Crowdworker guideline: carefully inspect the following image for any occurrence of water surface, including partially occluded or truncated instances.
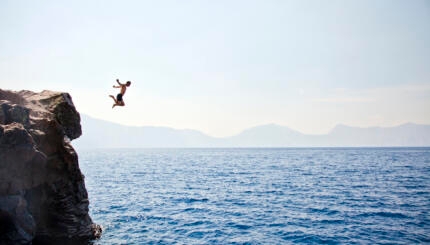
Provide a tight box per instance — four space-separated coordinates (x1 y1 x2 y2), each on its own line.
78 148 430 244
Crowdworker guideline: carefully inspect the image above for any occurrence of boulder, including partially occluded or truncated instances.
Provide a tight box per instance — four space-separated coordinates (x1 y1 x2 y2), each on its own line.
0 89 101 244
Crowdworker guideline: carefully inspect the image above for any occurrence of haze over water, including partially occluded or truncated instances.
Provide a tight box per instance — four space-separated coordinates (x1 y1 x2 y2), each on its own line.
80 148 430 244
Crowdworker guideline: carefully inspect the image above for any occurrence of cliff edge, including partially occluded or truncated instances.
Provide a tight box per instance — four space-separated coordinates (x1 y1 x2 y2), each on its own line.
0 89 101 244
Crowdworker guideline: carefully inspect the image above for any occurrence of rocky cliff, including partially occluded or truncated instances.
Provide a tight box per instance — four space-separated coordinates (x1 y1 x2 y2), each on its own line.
0 89 101 244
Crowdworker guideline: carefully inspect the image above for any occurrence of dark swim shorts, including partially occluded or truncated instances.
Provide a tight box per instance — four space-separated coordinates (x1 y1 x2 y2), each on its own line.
116 93 123 102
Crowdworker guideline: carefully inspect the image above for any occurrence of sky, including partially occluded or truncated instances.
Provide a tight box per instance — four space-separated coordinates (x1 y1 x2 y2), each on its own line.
1 0 429 137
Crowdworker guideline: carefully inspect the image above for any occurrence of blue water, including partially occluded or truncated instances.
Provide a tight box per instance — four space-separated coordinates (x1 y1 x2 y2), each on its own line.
78 148 430 244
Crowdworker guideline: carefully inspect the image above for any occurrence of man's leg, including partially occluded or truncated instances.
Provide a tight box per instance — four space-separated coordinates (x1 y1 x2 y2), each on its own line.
109 95 117 103
109 95 118 108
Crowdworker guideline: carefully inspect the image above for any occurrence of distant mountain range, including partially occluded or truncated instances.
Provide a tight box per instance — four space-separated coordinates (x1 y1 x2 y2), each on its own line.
72 114 430 148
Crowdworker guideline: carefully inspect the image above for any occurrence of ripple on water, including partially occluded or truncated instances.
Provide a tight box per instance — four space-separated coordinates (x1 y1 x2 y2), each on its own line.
79 148 430 244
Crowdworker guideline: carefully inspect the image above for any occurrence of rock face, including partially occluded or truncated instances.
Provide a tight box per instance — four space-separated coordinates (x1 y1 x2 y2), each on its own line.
0 89 101 244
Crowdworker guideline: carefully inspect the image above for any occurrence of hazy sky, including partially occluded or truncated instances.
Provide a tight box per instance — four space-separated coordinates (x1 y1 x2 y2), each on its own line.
1 0 429 137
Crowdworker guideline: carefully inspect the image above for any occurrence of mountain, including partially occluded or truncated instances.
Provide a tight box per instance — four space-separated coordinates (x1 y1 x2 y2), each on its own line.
73 114 220 148
224 124 307 147
72 115 430 148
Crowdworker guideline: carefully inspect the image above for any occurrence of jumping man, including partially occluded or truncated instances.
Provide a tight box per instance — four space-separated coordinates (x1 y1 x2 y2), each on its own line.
109 79 131 108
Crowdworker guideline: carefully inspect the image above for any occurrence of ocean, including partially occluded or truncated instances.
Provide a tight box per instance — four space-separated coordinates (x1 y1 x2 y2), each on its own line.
78 148 430 244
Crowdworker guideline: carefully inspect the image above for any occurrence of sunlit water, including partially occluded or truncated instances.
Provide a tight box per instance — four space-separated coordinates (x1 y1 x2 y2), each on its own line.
78 148 430 244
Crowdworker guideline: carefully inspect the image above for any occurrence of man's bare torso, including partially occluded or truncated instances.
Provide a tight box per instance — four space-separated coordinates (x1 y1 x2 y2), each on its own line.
120 85 127 95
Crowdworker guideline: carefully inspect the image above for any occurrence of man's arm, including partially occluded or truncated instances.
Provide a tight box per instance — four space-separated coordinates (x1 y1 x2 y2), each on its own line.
113 78 123 88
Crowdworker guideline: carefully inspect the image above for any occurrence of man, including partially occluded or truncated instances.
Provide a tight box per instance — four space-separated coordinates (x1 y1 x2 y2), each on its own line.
109 79 131 108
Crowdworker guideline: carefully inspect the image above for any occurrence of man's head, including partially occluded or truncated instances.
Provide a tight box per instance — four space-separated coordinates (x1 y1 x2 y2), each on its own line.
126 81 131 86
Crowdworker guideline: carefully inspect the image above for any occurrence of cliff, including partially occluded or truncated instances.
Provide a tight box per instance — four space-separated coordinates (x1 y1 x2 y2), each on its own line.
0 89 101 244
